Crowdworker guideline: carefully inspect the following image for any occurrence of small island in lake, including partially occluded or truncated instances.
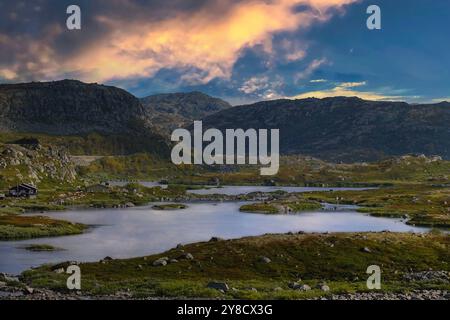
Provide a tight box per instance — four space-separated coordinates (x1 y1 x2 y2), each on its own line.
152 203 188 210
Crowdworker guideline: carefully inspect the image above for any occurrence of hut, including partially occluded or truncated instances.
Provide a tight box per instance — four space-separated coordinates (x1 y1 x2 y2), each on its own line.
9 184 38 197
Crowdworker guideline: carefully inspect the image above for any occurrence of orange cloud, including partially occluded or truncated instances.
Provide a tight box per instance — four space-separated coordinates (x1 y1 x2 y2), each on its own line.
2 0 358 83
292 82 406 101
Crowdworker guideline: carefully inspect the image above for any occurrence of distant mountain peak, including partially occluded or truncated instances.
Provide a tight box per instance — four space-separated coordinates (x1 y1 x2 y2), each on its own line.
140 91 232 135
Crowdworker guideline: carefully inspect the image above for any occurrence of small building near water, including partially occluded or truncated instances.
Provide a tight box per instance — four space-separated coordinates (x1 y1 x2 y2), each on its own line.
8 184 38 197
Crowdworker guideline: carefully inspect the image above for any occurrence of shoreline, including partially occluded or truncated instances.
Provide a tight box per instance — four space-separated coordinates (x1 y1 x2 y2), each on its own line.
1 231 448 300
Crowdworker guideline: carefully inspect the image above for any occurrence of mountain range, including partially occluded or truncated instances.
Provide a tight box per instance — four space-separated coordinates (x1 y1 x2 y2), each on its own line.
201 97 450 162
1 80 449 162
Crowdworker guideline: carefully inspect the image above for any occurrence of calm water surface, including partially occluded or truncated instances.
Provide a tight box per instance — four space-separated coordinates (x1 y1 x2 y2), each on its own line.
0 199 426 274
188 185 375 195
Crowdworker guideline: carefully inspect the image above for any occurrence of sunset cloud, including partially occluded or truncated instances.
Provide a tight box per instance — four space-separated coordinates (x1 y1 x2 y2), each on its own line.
0 0 358 84
292 81 406 101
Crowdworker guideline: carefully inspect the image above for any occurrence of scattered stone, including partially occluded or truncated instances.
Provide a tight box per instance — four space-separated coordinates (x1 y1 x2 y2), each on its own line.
53 268 65 274
298 284 311 291
361 247 372 253
125 202 135 208
169 259 179 264
316 283 330 292
403 271 449 283
207 281 229 292
288 281 307 290
23 286 34 295
258 256 271 264
178 253 194 260
329 290 449 300
209 237 224 242
152 258 169 267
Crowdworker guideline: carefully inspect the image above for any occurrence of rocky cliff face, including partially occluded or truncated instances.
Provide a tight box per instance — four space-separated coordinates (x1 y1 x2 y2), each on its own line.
200 97 450 162
141 91 231 136
0 80 146 134
0 80 170 156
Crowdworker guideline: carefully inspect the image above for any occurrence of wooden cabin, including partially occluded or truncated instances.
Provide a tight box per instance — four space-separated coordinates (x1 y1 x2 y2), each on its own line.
9 184 38 197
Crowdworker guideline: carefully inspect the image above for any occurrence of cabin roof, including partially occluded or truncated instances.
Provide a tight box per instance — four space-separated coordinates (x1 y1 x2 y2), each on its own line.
10 183 37 190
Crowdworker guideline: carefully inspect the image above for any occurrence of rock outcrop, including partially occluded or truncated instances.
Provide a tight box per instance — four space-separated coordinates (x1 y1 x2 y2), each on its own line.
0 142 77 188
0 80 169 156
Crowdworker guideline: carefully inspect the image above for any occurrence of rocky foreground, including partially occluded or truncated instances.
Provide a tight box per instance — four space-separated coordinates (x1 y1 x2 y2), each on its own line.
0 281 447 300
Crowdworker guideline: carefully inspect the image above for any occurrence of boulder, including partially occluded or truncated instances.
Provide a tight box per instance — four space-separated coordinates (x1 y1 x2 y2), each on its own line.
209 237 224 242
316 282 330 292
23 286 34 295
153 257 169 266
178 253 194 260
53 268 65 274
289 281 311 291
258 256 271 264
298 284 311 291
207 281 229 292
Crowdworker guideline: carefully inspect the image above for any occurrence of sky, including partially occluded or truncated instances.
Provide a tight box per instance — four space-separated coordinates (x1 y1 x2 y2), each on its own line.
0 0 449 104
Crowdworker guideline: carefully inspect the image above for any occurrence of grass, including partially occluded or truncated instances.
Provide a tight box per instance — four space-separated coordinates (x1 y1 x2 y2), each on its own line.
23 244 63 252
304 185 450 228
240 199 322 214
0 214 87 241
152 203 187 210
21 232 450 299
240 203 280 214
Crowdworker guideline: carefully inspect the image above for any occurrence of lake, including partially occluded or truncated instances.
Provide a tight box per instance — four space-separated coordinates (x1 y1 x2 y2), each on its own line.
0 199 426 275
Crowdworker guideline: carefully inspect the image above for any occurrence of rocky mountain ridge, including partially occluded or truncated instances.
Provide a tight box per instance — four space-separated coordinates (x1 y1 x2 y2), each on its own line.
0 80 169 156
200 97 450 162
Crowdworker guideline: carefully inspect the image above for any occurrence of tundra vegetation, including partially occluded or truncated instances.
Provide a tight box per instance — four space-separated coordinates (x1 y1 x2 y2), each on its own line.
1 136 449 299
21 232 449 299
